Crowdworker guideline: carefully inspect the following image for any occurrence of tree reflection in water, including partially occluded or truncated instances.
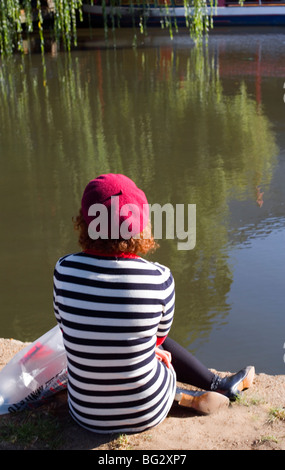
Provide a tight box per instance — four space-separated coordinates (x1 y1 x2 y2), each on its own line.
0 33 279 347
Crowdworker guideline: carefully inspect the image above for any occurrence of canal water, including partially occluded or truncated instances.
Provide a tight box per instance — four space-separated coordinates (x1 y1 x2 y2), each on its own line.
0 27 284 374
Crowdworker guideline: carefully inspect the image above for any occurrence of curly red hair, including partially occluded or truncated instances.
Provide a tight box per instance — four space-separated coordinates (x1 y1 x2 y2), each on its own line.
73 209 158 255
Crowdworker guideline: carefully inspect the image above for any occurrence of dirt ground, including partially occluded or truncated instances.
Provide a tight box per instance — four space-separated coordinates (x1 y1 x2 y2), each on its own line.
0 337 284 451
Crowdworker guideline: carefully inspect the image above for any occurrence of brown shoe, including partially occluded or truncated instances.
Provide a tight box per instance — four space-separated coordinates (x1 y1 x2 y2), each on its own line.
175 388 230 415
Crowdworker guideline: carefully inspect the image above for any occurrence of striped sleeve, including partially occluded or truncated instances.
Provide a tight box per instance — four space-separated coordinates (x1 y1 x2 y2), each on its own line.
53 255 69 328
154 263 175 340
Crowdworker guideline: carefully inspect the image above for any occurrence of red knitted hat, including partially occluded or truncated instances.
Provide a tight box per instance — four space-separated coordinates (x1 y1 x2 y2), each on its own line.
81 174 149 239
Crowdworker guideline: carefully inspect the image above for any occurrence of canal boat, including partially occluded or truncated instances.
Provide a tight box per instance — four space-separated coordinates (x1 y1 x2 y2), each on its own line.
82 0 285 27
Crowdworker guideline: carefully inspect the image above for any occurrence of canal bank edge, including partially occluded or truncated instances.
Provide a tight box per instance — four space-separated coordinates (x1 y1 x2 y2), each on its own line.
0 337 284 450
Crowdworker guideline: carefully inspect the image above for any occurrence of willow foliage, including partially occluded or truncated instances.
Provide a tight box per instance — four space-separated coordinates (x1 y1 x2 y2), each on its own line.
0 0 213 55
0 0 83 55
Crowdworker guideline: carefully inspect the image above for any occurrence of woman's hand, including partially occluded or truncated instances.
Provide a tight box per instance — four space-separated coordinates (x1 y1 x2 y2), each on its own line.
155 348 172 368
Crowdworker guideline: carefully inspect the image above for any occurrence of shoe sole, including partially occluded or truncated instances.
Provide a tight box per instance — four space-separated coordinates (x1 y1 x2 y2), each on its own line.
178 391 229 415
237 366 255 392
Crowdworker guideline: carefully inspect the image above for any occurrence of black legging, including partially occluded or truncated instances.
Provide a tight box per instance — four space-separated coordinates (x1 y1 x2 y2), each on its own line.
163 337 216 390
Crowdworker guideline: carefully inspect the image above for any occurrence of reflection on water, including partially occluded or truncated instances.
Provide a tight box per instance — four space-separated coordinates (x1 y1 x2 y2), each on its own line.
0 28 284 373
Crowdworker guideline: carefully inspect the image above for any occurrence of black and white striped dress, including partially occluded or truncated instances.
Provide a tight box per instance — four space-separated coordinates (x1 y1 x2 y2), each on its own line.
53 251 176 433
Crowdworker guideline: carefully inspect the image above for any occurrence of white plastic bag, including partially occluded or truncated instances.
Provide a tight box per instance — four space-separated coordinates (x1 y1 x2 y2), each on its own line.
0 325 67 415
